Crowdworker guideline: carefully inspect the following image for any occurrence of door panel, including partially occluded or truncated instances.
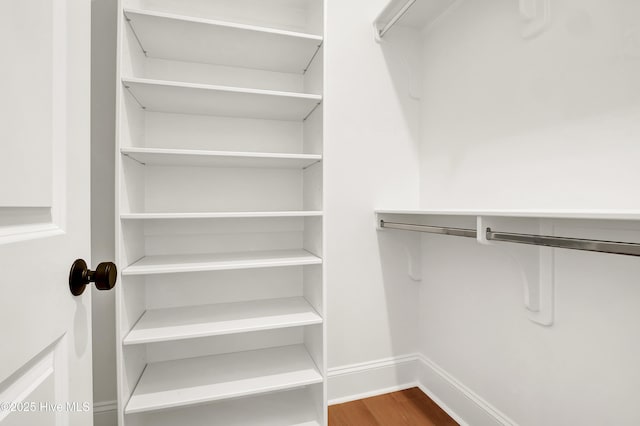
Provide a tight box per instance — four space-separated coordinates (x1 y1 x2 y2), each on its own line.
0 0 53 209
0 339 68 425
0 0 92 425
0 0 67 241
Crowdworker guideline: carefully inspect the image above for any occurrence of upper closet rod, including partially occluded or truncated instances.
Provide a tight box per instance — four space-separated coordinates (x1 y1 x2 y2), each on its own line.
379 220 640 257
378 0 417 38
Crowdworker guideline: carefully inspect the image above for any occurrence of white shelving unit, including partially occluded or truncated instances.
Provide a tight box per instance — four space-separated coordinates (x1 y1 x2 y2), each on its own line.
116 1 326 424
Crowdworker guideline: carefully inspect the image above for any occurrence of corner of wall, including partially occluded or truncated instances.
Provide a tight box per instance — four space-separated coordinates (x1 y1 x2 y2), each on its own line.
417 355 517 426
326 351 517 426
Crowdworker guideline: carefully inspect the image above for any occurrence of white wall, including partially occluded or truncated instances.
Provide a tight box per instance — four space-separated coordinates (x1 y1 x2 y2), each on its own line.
419 0 640 210
415 1 640 425
324 0 423 401
91 0 118 424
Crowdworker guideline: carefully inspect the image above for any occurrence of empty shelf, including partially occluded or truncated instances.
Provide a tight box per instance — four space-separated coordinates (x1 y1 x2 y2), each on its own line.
124 9 323 74
123 249 322 275
123 77 322 120
374 0 457 38
120 211 323 220
124 297 322 345
121 147 322 169
125 345 323 414
375 209 640 220
130 389 321 426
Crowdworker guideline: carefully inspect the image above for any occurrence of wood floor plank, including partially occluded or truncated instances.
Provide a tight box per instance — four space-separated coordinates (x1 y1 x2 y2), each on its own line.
329 400 380 426
397 395 457 426
363 393 416 425
392 388 458 426
329 388 458 426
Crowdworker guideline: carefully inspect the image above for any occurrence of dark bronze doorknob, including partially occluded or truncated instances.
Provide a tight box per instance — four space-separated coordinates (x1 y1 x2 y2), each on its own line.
69 259 117 296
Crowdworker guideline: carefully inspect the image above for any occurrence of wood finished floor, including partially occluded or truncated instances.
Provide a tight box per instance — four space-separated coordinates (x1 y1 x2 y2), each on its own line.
329 388 459 426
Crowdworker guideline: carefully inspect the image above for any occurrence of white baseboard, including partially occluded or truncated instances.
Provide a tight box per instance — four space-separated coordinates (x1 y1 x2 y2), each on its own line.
94 400 117 426
416 355 517 426
328 353 517 426
328 354 420 405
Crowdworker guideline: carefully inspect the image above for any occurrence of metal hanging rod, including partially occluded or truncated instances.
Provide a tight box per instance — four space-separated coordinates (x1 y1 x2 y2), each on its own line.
379 220 640 257
378 0 417 38
380 221 478 238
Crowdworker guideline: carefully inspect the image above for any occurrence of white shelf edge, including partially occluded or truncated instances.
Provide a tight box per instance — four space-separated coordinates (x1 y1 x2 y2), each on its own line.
124 345 324 414
122 249 323 276
120 147 322 161
373 0 460 40
120 211 323 220
123 8 324 42
375 209 640 221
373 0 416 40
123 297 323 345
122 77 323 101
129 389 322 426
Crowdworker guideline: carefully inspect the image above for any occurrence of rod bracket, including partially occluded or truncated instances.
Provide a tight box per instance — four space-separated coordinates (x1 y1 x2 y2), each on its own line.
377 218 422 281
478 216 555 326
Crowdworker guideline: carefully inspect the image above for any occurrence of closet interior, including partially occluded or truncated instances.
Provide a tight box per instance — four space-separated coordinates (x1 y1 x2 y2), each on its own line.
115 1 326 425
370 0 640 324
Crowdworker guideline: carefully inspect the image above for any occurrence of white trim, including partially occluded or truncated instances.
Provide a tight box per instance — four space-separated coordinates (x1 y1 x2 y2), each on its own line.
328 353 419 377
329 383 418 405
327 354 420 405
94 400 117 414
327 353 517 426
417 383 469 426
417 355 518 426
94 404 117 426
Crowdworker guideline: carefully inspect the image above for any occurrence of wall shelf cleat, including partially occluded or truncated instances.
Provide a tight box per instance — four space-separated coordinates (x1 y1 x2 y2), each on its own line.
519 0 551 39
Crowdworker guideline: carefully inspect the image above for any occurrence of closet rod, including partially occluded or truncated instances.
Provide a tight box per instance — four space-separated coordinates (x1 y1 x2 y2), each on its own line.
379 220 640 257
378 0 417 38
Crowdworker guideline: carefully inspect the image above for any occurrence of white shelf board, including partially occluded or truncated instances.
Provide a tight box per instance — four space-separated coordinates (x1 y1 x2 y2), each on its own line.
125 345 323 414
121 211 323 220
374 0 457 37
131 389 321 426
121 147 322 169
375 209 640 221
124 8 322 74
122 77 322 121
123 249 322 276
124 297 322 345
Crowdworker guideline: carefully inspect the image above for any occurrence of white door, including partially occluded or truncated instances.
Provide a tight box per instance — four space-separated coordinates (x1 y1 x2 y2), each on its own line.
0 1 95 425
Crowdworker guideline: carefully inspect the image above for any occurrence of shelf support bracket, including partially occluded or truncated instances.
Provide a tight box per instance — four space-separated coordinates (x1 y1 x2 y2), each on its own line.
123 12 149 57
404 232 422 282
519 0 551 39
377 218 422 281
478 216 555 326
